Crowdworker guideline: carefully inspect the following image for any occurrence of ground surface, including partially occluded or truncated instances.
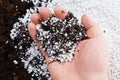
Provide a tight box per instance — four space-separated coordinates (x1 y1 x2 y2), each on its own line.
0 0 34 80
0 0 120 80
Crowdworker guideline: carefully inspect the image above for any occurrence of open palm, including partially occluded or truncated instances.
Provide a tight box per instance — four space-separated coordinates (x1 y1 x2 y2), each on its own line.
28 7 109 80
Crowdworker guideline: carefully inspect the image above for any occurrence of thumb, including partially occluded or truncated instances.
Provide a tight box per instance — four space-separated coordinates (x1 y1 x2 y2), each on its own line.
81 14 103 38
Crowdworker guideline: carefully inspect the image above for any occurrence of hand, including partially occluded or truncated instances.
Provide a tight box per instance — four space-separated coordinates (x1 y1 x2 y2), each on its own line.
28 7 109 80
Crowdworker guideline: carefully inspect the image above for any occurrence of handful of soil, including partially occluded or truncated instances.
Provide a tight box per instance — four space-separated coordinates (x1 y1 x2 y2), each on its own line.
36 12 88 62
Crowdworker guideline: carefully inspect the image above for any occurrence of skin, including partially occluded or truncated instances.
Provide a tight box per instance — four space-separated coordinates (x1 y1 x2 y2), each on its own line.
28 7 109 80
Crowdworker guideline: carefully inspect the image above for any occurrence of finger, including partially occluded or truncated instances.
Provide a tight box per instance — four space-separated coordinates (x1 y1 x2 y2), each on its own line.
29 7 53 61
35 39 56 66
54 6 68 19
81 14 103 38
39 7 52 21
28 22 37 40
31 13 42 25
35 40 49 60
28 22 49 60
38 7 53 60
30 7 52 41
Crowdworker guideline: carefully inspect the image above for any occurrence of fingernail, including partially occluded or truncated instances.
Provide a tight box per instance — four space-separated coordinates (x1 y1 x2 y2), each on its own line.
83 13 89 19
31 13 41 25
39 7 52 21
54 6 68 19
85 14 93 20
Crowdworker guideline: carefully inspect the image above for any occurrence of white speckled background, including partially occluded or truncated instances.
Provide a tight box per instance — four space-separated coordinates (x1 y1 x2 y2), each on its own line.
47 0 120 80
18 0 120 79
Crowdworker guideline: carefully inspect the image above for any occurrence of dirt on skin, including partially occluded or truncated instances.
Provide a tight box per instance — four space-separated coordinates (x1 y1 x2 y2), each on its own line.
0 0 35 80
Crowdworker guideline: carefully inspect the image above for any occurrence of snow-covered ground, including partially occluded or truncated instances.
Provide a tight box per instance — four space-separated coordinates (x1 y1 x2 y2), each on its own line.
13 0 120 80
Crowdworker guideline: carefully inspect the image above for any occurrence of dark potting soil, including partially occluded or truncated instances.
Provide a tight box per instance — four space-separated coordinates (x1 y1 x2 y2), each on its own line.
37 12 88 62
0 0 35 80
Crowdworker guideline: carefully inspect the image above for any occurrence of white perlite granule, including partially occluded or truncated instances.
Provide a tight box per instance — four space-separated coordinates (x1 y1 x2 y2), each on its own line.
10 0 120 80
13 60 18 64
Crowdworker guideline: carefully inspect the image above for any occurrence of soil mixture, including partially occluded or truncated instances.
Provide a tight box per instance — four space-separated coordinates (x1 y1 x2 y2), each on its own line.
0 0 36 80
0 0 87 79
37 12 87 62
